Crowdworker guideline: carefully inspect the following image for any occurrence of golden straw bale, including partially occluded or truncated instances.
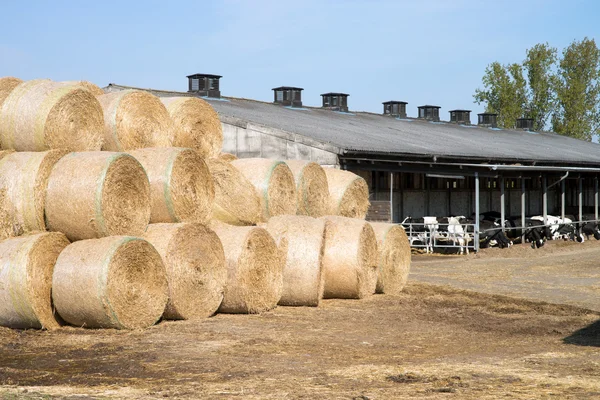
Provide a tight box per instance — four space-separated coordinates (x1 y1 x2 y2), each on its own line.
98 90 176 151
161 97 223 158
0 77 23 111
61 80 104 96
144 223 226 320
369 222 411 294
52 236 168 329
130 148 214 224
323 168 370 219
265 215 326 306
320 216 379 299
0 80 104 151
231 158 297 222
285 160 330 217
217 152 237 162
45 152 151 241
0 232 70 329
206 159 261 225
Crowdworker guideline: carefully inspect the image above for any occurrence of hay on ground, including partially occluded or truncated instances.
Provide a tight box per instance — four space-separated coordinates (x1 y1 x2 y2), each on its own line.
323 168 370 219
161 97 223 158
285 160 330 217
0 232 70 330
210 222 284 313
369 222 411 294
206 159 261 225
61 80 104 96
231 158 297 222
52 236 168 329
130 148 214 224
0 79 104 151
0 150 67 236
98 90 176 151
0 77 23 112
320 216 379 299
45 152 150 241
266 215 326 306
217 152 237 162
144 223 226 320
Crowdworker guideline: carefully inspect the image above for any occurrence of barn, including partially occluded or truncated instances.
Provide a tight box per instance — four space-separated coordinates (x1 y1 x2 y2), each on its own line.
106 74 600 249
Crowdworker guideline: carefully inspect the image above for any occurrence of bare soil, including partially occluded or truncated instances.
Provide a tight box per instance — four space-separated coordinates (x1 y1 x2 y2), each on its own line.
1 240 599 399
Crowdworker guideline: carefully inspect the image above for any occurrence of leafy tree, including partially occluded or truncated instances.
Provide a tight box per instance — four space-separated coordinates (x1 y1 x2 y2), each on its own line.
524 43 557 131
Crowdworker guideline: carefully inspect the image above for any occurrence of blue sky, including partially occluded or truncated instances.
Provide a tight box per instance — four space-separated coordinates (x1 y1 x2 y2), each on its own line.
1 0 599 120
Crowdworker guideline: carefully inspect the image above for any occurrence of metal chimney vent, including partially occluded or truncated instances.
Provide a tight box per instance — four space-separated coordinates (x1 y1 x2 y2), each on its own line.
383 101 408 118
273 86 303 107
449 109 471 124
187 73 222 98
321 93 349 112
516 118 534 131
478 113 498 128
417 105 441 122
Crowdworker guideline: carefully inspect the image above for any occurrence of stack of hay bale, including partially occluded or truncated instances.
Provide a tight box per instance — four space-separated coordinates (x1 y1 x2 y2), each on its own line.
0 76 411 331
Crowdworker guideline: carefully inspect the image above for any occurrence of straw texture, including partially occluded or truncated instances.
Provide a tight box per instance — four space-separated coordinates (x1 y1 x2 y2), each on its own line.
161 97 223 158
217 153 237 162
320 216 379 299
266 215 326 306
0 79 104 151
61 80 104 96
0 77 23 112
144 223 226 320
206 159 261 225
324 168 370 219
0 232 70 330
370 222 411 294
0 150 67 236
45 152 151 241
52 236 168 329
285 160 330 217
210 222 284 313
130 148 214 224
231 158 297 222
98 90 176 151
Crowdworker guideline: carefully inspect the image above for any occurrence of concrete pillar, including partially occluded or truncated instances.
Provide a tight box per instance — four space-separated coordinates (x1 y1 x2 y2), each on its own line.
521 177 526 243
500 176 505 232
561 179 565 220
595 177 598 221
542 175 548 225
579 176 583 222
475 172 480 252
390 172 394 223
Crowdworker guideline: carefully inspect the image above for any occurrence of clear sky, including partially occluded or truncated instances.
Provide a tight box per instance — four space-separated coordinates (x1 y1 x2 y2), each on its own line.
1 0 599 120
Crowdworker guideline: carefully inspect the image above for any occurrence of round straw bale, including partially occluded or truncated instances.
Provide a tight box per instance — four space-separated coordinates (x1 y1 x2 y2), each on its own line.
0 77 23 111
370 222 411 294
98 90 176 151
217 152 237 162
143 223 226 320
52 236 168 329
265 215 326 306
231 158 297 222
285 160 330 217
324 168 370 219
61 80 105 96
0 79 104 151
45 152 151 241
161 97 223 158
129 148 214 224
0 232 70 330
206 159 261 225
210 223 284 313
320 216 378 299
0 150 67 235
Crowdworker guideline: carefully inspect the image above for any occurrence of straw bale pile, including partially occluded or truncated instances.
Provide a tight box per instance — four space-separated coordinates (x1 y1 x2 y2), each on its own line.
370 222 411 294
98 90 176 151
231 158 297 222
0 150 66 236
144 223 226 320
206 159 261 225
210 222 284 313
61 80 105 96
265 215 326 306
52 236 168 329
130 148 214 224
161 97 223 158
324 168 370 219
0 79 104 151
0 232 70 330
320 216 379 299
217 152 237 162
45 152 150 241
285 160 330 217
0 77 23 111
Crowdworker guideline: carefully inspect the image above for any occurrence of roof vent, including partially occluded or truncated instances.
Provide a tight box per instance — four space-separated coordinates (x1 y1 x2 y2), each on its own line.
478 113 498 128
273 86 303 107
187 73 221 98
383 101 408 118
321 92 349 112
449 109 471 124
417 105 441 122
516 118 534 131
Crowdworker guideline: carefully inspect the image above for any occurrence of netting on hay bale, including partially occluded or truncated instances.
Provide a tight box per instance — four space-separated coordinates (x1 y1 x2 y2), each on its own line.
285 160 330 217
0 77 23 115
369 222 411 294
323 168 370 219
61 80 105 96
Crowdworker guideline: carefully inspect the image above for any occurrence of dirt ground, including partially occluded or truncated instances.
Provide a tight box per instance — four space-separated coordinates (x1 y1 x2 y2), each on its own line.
1 241 599 399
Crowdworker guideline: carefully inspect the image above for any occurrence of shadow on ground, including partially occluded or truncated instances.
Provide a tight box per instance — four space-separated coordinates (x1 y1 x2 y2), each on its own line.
564 319 600 347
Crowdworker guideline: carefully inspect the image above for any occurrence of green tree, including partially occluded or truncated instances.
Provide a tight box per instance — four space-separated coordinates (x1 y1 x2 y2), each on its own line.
552 37 600 141
474 62 527 129
524 43 557 131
